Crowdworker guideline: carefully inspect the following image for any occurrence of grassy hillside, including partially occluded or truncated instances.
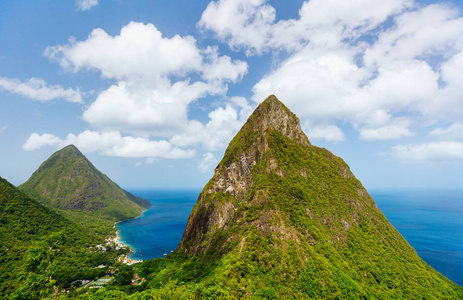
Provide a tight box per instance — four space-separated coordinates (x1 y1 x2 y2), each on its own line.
19 145 150 235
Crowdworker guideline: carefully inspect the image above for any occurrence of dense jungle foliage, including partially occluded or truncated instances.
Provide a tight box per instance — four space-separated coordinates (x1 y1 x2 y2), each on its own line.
53 96 463 299
0 176 128 299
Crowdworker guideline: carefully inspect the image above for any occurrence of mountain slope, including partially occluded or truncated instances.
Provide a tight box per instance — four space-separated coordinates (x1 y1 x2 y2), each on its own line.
19 145 150 234
167 95 463 298
0 176 123 299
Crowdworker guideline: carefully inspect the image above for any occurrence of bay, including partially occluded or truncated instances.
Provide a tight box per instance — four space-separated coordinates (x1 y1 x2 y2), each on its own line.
117 189 463 286
116 189 199 260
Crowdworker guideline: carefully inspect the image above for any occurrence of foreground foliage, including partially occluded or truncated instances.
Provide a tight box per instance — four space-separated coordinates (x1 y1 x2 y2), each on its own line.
0 176 127 299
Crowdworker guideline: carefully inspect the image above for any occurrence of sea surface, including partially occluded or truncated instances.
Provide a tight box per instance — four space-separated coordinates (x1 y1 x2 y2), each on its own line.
117 189 199 260
117 189 463 286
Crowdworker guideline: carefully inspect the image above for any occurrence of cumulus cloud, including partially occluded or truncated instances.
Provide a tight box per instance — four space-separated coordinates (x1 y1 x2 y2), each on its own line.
45 22 246 83
244 1 463 142
44 22 249 150
305 124 346 142
202 46 248 83
82 79 223 136
392 142 463 162
23 131 195 159
0 77 82 103
23 133 63 151
199 0 412 54
76 0 98 11
170 103 248 151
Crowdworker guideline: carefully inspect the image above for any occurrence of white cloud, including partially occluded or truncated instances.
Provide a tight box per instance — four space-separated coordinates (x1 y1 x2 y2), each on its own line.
23 133 63 151
393 142 463 162
76 0 98 11
246 1 463 142
0 77 82 103
199 0 411 54
425 51 463 121
430 123 463 140
359 124 414 140
44 21 249 149
202 46 248 83
0 125 7 133
45 22 203 81
364 4 463 66
82 79 223 136
305 124 346 142
199 152 218 173
170 103 246 151
199 0 276 55
23 131 195 159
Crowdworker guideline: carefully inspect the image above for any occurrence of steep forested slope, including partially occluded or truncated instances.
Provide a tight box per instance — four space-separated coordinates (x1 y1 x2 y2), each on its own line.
19 145 150 235
0 176 126 299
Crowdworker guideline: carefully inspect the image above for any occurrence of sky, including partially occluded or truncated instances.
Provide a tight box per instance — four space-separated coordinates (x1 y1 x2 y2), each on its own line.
1 0 463 190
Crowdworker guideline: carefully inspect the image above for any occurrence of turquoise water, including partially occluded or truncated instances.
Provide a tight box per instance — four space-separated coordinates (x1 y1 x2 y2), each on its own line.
117 189 463 286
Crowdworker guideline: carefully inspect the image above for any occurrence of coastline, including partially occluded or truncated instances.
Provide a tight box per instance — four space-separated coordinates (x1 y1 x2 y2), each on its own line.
112 210 147 265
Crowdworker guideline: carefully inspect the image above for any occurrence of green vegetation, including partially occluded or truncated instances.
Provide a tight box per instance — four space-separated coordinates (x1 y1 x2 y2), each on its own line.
19 144 150 235
0 176 128 299
54 95 463 299
3 96 462 299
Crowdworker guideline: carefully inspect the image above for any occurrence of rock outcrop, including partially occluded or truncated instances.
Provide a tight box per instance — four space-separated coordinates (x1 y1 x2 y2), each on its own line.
176 95 463 298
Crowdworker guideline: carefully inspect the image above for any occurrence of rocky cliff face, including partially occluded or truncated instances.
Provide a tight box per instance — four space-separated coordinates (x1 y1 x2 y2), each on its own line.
176 95 462 298
178 95 359 255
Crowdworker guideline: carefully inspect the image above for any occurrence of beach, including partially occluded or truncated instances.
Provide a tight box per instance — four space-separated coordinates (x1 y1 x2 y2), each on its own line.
111 212 147 265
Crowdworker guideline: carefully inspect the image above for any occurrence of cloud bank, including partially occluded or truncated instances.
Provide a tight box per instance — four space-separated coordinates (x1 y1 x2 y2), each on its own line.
200 0 463 162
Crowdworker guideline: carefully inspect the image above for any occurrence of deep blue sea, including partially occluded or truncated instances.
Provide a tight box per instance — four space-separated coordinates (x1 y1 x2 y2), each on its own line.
117 189 463 286
117 189 199 260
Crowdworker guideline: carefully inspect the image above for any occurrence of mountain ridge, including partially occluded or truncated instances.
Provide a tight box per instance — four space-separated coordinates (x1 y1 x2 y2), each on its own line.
172 94 463 298
19 144 150 234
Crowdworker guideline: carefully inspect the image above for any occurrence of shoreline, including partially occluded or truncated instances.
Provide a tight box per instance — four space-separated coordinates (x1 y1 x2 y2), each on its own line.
112 210 148 265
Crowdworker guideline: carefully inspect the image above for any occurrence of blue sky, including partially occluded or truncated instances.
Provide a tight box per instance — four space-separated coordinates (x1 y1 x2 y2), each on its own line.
1 0 463 190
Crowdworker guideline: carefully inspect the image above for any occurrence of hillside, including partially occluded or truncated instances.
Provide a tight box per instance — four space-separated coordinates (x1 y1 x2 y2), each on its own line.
53 95 463 299
153 95 462 298
19 145 150 234
0 176 125 299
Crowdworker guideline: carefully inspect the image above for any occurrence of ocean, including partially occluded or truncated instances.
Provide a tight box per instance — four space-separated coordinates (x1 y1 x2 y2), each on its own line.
117 189 463 286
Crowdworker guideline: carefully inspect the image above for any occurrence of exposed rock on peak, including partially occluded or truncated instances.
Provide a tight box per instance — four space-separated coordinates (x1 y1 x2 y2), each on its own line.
244 95 310 146
175 94 462 298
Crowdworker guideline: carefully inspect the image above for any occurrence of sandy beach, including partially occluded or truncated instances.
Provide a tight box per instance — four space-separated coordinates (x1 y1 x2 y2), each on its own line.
111 211 147 265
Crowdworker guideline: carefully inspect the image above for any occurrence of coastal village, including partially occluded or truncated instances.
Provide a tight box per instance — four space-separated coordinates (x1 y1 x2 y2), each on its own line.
70 233 144 291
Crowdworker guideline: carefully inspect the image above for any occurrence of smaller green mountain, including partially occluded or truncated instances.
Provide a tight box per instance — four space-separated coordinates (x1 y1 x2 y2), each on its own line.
19 145 150 234
0 176 124 299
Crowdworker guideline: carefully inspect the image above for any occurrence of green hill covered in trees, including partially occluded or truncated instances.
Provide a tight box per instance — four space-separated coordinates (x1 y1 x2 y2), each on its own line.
19 145 150 235
0 176 127 299
66 95 463 299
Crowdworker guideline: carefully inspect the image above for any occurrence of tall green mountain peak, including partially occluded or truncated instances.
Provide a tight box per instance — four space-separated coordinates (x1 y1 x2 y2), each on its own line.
19 144 150 233
174 95 462 298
